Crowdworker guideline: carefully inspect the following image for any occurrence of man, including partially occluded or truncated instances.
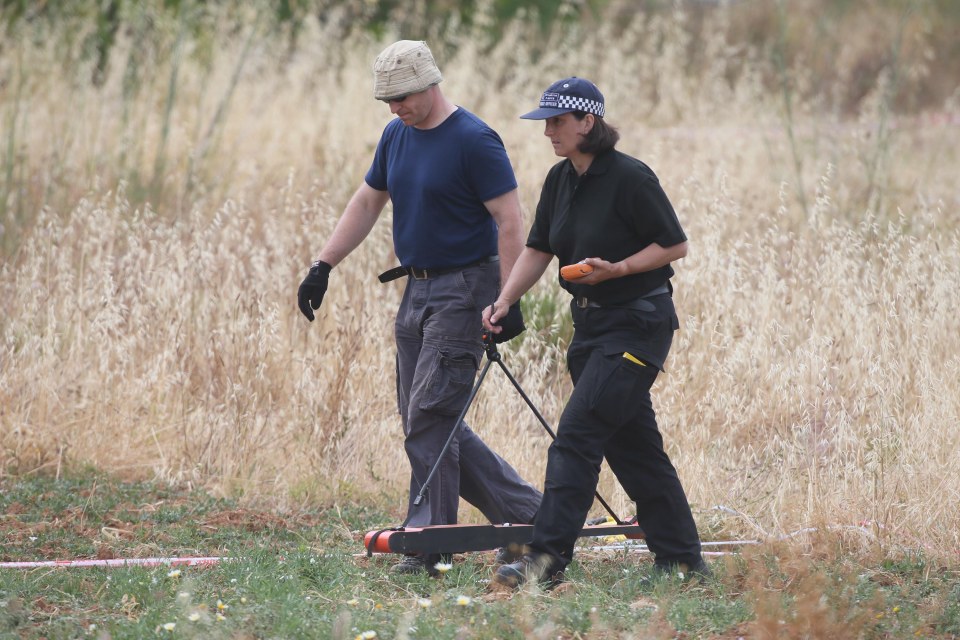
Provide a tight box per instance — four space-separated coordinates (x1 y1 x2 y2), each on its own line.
297 40 541 575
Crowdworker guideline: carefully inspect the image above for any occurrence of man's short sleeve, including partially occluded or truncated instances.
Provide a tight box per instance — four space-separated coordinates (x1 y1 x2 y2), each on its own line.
465 129 517 202
364 122 394 191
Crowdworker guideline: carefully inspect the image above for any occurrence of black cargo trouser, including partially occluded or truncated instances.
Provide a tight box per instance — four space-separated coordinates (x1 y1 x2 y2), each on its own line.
530 298 703 569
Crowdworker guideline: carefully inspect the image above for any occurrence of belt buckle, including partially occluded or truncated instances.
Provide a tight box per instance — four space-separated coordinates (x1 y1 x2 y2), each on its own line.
576 296 589 309
411 267 429 280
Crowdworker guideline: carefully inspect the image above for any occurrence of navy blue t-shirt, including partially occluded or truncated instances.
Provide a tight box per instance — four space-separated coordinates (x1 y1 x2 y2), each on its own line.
365 108 517 269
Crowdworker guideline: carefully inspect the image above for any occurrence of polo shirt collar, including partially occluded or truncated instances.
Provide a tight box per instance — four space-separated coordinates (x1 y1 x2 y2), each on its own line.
563 149 616 178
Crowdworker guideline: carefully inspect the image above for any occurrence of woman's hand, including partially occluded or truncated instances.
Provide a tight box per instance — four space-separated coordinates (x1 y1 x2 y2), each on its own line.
576 242 688 284
574 257 626 284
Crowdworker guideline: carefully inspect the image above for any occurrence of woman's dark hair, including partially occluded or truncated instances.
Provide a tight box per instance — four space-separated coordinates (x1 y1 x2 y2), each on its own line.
573 111 619 155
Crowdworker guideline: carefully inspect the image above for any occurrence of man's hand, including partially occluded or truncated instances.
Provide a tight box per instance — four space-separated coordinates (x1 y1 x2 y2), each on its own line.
297 260 332 322
484 300 525 343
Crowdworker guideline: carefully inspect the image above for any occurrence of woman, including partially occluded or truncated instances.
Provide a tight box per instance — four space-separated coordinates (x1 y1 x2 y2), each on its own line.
482 77 709 587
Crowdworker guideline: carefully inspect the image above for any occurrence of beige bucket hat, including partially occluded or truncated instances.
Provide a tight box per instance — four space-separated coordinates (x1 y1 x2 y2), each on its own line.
373 40 443 101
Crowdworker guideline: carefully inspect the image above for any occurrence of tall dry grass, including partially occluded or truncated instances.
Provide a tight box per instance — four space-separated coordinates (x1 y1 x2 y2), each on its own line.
2 5 959 562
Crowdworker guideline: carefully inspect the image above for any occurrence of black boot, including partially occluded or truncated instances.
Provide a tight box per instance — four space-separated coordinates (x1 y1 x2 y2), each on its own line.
391 553 451 576
493 552 565 589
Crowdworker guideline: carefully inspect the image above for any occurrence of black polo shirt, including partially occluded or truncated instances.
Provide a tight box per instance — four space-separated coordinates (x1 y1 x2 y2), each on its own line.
526 149 686 306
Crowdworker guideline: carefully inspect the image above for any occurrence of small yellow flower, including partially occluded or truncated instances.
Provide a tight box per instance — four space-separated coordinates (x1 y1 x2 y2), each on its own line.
418 598 432 608
166 569 181 579
240 597 248 604
346 598 359 606
456 595 472 606
876 612 885 619
187 612 201 622
893 606 901 613
374 603 383 610
355 632 377 640
434 562 453 574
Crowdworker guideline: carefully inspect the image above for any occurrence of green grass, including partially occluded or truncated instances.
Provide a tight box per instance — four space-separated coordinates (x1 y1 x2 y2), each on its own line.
1 471 958 638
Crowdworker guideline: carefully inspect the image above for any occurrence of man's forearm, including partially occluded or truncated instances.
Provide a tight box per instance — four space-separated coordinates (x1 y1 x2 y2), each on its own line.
483 188 525 285
496 217 525 284
316 185 388 267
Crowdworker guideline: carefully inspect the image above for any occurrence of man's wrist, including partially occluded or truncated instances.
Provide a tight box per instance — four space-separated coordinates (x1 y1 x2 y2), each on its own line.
311 259 332 272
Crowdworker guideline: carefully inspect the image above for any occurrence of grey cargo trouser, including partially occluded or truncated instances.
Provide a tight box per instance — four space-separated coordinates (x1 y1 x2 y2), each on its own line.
394 259 541 527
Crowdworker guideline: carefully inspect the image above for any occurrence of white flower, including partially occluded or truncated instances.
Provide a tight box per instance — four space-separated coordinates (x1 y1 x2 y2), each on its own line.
417 598 432 609
355 632 377 639
216 599 229 611
346 598 359 606
161 622 176 631
188 612 201 622
434 561 453 574
456 595 472 606
216 613 226 622
166 569 181 579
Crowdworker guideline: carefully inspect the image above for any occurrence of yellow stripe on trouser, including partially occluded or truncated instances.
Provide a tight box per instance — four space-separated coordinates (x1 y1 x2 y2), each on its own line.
622 352 646 366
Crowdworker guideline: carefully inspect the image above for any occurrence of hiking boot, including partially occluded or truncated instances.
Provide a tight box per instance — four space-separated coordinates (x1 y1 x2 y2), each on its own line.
391 554 428 575
493 552 565 589
652 557 712 582
494 544 524 565
391 553 451 576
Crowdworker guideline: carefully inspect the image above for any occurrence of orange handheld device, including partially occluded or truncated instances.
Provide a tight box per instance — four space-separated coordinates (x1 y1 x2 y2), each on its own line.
560 263 594 281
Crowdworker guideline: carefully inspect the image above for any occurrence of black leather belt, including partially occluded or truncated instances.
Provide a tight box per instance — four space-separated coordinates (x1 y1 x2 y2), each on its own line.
574 283 671 309
378 256 499 283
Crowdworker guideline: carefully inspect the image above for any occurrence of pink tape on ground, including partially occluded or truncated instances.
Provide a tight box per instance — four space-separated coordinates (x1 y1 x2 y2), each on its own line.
0 557 225 569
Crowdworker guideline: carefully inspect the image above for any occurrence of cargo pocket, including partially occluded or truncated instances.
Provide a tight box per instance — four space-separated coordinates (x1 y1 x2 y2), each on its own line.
588 352 656 428
419 349 478 415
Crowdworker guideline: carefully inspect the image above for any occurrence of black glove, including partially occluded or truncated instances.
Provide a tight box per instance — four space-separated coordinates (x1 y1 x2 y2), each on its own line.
297 260 332 322
492 301 526 344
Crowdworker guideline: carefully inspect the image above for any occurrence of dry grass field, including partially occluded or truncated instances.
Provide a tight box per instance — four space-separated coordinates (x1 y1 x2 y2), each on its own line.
2 1 959 568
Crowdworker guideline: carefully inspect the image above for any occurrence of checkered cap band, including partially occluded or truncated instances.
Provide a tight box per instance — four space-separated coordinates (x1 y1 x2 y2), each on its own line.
540 92 605 117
